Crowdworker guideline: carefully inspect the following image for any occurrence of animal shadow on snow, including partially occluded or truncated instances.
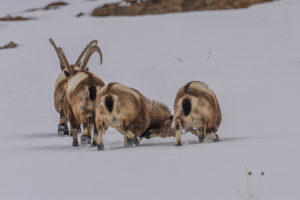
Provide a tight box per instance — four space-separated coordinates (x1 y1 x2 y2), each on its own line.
18 133 269 152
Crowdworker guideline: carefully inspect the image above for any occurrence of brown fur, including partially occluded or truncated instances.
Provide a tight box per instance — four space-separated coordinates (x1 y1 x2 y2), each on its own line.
54 75 67 113
174 81 221 145
50 38 97 135
56 43 104 146
64 70 105 146
94 82 173 150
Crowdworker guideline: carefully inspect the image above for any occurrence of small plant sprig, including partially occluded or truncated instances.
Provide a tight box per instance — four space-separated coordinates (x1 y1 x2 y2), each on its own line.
237 169 265 199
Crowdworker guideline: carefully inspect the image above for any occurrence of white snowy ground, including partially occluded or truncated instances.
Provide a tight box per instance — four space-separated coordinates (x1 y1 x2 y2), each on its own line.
0 0 300 199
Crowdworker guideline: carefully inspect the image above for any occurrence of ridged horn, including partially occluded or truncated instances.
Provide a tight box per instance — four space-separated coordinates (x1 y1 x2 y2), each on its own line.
75 40 98 66
81 45 103 70
57 47 73 73
49 38 64 71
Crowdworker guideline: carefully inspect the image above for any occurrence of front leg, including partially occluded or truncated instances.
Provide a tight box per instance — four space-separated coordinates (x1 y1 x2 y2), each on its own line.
81 121 92 146
175 119 182 146
205 130 220 142
118 128 139 146
71 126 79 146
96 122 106 151
58 111 69 136
123 136 136 147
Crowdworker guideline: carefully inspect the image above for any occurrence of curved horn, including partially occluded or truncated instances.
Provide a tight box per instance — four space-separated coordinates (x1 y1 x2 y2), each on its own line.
81 45 103 70
49 38 58 51
49 38 65 71
57 47 73 73
75 40 98 66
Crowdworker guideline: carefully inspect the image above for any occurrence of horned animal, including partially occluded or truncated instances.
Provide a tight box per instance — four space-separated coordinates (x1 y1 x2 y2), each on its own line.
57 43 105 146
50 38 97 136
173 81 221 146
94 82 174 151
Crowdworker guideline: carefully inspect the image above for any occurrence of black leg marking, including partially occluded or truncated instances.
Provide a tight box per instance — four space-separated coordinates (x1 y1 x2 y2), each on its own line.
97 144 104 151
72 140 79 146
81 135 92 146
175 141 182 146
198 135 204 143
91 140 97 147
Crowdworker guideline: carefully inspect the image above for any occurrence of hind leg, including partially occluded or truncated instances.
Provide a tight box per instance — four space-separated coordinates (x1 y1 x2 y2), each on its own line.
198 124 207 143
91 126 98 146
58 111 69 136
80 120 92 146
175 119 182 146
95 122 106 151
70 122 80 146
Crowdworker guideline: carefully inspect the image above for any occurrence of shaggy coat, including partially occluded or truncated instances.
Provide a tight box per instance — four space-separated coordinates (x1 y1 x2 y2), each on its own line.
57 44 104 146
63 70 105 146
94 82 173 150
50 39 97 135
173 81 221 145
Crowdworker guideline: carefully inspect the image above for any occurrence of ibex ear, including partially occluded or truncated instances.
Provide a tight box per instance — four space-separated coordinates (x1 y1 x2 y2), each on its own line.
60 64 64 71
64 70 70 78
86 67 89 71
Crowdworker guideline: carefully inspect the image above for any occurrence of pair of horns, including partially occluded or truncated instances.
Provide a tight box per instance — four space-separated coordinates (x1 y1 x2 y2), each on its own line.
49 38 103 72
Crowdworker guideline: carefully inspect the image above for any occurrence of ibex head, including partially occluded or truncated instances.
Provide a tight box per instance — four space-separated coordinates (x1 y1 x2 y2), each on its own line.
49 38 103 78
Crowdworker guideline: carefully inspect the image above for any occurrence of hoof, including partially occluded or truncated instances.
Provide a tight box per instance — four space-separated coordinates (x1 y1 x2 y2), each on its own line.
214 134 220 142
58 130 64 136
72 140 79 146
58 124 67 136
127 137 139 146
198 135 205 143
132 137 140 146
64 128 69 136
127 138 134 146
175 142 182 146
97 144 104 151
91 140 97 147
81 135 91 146
205 133 220 143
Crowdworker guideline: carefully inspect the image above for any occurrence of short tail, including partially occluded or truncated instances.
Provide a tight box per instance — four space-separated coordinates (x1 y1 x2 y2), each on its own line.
182 98 191 116
89 86 97 100
105 95 114 113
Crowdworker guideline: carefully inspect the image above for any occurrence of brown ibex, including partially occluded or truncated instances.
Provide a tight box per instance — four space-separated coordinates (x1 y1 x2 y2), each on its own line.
57 43 105 146
50 38 97 136
94 82 174 151
173 81 221 146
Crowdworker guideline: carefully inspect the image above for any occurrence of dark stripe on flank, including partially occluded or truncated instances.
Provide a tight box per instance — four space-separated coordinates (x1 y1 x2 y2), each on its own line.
89 86 97 101
182 98 191 116
105 95 114 113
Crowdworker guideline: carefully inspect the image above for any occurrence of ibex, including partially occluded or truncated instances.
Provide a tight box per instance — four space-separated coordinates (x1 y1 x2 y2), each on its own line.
173 81 221 146
94 82 174 151
57 43 105 146
50 39 97 136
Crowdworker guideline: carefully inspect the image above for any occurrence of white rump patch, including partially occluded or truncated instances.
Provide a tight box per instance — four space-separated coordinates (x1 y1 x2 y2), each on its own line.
113 83 141 100
67 72 88 94
54 72 66 89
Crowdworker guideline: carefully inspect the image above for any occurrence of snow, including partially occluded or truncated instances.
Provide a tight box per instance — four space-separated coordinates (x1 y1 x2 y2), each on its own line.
1 0 300 199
